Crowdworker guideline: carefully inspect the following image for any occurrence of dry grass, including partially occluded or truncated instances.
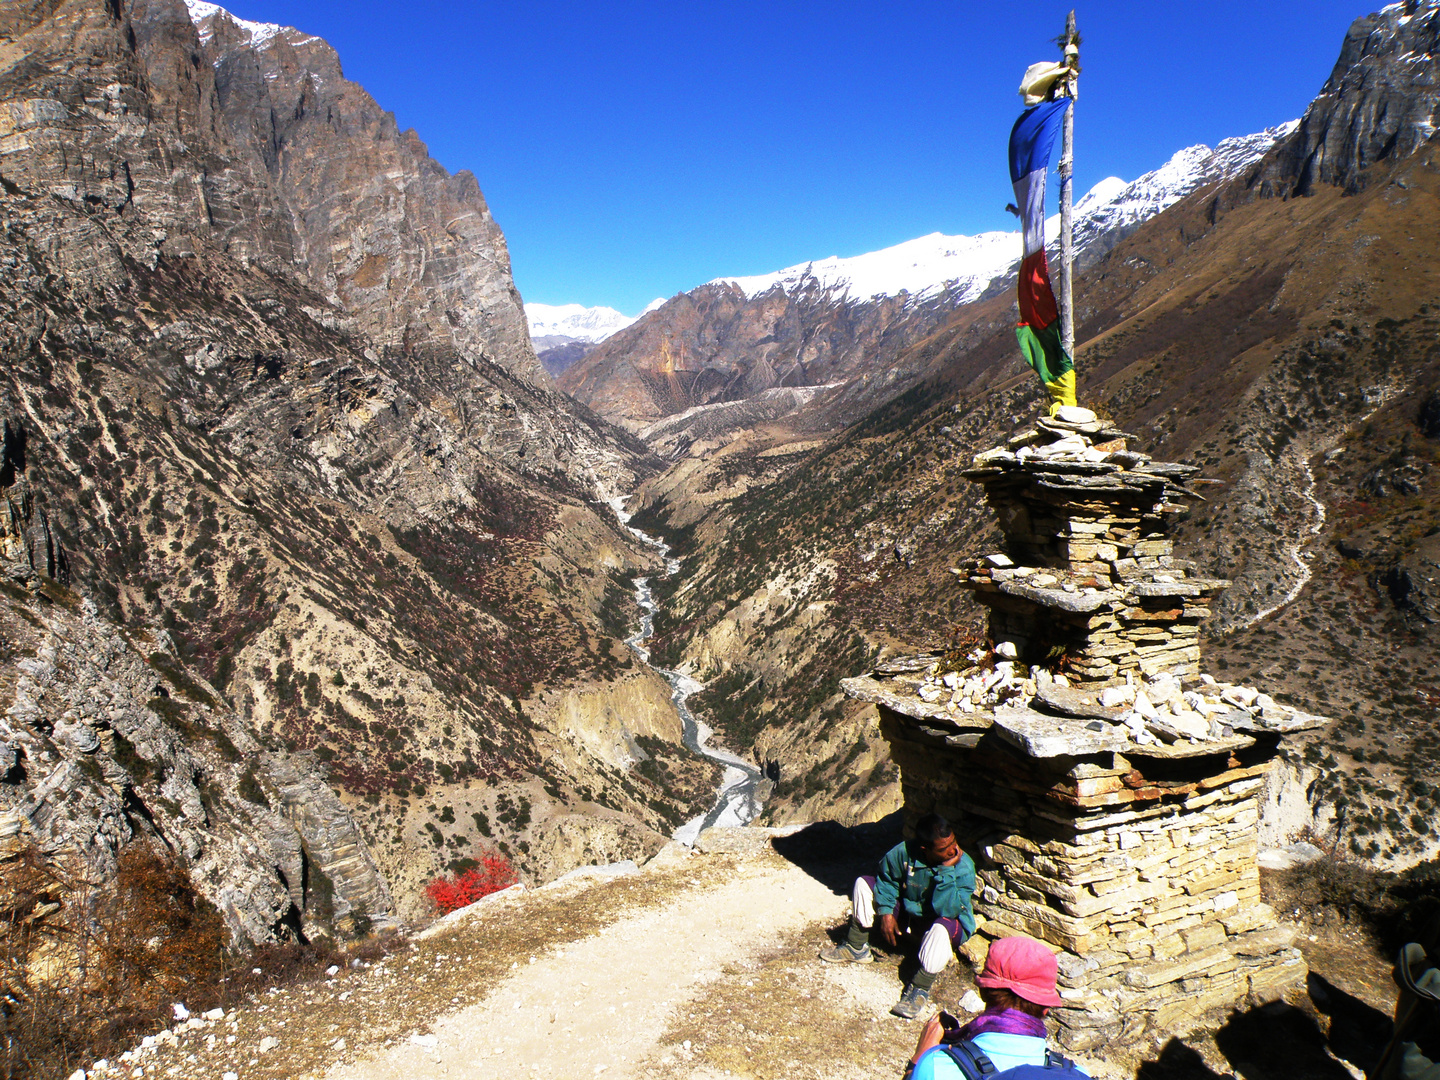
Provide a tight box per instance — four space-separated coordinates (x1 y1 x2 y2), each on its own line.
0 844 231 1080
128 854 733 1080
642 920 974 1080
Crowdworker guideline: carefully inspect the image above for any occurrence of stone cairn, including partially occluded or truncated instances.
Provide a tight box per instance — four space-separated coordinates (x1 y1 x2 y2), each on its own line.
843 407 1330 1051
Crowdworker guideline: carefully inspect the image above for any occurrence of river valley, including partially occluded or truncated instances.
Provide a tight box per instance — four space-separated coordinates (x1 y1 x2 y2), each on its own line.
612 498 767 843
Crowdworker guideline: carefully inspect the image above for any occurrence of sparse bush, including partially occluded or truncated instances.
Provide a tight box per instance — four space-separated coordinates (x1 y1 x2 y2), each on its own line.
424 854 518 914
0 844 227 1079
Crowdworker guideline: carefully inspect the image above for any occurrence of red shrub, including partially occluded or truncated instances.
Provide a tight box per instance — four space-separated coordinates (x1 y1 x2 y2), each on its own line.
424 855 519 914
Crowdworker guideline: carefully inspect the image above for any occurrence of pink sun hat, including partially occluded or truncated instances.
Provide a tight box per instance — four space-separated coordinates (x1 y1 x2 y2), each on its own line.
976 935 1064 1007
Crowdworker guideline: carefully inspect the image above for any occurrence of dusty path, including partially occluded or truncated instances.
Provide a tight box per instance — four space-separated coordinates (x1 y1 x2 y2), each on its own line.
326 849 848 1080
92 831 1391 1080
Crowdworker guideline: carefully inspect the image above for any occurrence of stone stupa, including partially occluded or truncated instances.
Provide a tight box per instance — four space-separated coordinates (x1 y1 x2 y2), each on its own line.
843 406 1330 1050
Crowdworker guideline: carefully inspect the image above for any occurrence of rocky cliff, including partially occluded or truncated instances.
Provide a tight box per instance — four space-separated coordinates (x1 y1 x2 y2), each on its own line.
0 0 700 940
185 1 550 386
1256 0 1440 197
633 1 1440 869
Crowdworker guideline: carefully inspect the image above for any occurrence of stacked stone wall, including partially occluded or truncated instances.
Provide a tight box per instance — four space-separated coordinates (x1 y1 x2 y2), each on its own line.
880 708 1305 1049
846 411 1325 1047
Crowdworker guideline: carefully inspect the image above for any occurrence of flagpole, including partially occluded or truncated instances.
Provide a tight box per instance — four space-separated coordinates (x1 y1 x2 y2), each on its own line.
1058 11 1078 368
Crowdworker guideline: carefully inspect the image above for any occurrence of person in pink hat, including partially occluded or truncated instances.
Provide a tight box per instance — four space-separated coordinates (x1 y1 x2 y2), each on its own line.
902 934 1088 1080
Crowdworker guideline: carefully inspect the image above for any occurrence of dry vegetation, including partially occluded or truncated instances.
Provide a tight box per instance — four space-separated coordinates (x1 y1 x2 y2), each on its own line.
107 854 728 1080
0 845 228 1080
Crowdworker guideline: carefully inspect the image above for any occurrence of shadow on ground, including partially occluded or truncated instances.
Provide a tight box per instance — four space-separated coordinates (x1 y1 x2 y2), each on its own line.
769 811 904 896
1133 973 1393 1080
768 815 1402 1080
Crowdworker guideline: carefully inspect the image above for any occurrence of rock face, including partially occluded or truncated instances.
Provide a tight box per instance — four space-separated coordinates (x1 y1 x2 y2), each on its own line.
1256 0 1440 196
0 496 394 943
0 0 695 934
185 1 547 385
1376 531 1440 627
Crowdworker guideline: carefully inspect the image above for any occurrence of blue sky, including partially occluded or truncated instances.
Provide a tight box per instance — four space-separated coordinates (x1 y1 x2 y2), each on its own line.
241 1 1365 313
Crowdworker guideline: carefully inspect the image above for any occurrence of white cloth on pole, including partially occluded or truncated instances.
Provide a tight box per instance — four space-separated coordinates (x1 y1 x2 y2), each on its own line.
1018 61 1070 105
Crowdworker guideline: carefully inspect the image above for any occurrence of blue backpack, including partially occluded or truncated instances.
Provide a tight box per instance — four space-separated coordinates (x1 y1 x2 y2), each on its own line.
937 1039 1088 1080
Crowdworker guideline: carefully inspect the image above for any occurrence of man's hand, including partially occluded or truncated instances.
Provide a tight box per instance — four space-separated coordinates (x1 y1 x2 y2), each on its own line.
925 833 963 868
910 1015 945 1065
878 912 900 947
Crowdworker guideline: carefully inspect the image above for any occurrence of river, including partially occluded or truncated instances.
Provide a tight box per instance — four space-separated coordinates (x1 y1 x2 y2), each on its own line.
609 498 765 845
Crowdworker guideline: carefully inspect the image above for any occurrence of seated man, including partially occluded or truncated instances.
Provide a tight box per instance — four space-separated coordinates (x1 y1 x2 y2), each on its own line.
821 812 976 1019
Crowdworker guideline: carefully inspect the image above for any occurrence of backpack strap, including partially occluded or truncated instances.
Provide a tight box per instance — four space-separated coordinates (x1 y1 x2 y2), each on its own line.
942 1039 999 1080
1399 943 1440 1002
1045 1050 1076 1070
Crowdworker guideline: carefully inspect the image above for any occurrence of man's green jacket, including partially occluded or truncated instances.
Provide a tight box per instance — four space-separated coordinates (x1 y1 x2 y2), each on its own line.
873 839 977 937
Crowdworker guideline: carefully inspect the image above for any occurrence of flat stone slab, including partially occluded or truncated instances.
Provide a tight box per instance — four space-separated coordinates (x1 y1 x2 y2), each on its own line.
840 675 994 730
998 580 1120 613
1029 461 1121 476
1130 581 1203 598
1130 462 1201 479
1224 707 1331 734
991 704 1134 757
1127 732 1258 759
1257 843 1325 871
1033 683 1126 722
991 704 1259 760
873 654 940 675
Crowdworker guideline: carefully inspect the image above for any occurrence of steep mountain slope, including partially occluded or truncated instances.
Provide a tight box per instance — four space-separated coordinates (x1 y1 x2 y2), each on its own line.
561 126 1295 438
0 0 706 942
631 0 1440 867
186 0 548 386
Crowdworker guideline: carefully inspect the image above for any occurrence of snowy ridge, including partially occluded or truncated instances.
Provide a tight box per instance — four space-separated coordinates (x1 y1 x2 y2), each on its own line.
1071 121 1299 255
526 299 665 344
183 1 316 49
711 121 1298 306
715 229 1021 309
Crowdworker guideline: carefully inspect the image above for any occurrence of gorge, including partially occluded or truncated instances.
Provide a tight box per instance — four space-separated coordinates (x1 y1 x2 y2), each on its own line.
4 0 1440 1074
614 499 766 844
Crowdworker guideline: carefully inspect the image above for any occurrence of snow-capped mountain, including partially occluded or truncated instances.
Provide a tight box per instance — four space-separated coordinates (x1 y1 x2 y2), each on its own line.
526 300 665 345
560 120 1302 428
712 122 1298 307
715 229 1020 308
1071 122 1300 260
184 0 315 49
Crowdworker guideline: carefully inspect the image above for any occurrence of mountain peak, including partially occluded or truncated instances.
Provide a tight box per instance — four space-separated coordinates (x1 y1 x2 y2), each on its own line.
183 1 315 49
702 122 1297 311
526 301 665 345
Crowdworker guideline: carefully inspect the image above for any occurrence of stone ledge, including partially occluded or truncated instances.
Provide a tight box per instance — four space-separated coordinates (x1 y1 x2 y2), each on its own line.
839 675 994 730
997 580 1120 613
991 704 1132 757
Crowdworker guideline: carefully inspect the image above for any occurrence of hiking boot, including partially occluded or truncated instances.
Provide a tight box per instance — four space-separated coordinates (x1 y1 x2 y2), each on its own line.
889 982 930 1020
819 941 873 964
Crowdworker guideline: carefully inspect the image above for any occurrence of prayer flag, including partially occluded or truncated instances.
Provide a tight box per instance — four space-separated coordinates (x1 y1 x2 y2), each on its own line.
1008 98 1075 412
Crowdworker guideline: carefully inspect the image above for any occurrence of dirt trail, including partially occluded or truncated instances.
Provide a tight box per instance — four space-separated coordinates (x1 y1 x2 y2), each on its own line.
94 833 1395 1080
327 848 848 1080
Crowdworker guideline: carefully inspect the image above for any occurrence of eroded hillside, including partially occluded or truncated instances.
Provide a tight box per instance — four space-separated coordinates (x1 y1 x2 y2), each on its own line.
0 0 717 949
